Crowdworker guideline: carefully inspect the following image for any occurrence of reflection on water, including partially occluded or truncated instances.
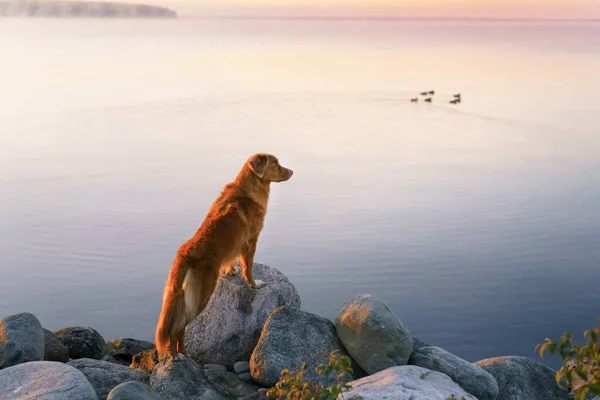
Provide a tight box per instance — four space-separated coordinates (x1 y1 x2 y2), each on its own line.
0 19 599 368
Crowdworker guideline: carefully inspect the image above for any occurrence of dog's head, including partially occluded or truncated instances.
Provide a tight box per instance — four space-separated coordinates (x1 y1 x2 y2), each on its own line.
247 153 293 183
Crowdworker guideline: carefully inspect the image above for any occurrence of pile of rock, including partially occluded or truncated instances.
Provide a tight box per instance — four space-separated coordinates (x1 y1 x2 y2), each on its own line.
0 263 573 400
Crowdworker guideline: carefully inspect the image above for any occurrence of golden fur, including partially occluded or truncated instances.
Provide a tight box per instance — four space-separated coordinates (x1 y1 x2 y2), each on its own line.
155 153 293 360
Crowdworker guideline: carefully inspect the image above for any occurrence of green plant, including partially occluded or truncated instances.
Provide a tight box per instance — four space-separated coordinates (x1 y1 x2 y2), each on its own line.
265 349 363 400
535 317 600 400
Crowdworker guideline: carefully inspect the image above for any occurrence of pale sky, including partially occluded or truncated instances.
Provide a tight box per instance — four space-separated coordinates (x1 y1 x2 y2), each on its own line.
160 0 600 19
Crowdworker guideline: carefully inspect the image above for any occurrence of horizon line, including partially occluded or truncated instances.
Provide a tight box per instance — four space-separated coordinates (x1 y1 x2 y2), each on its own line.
179 15 600 22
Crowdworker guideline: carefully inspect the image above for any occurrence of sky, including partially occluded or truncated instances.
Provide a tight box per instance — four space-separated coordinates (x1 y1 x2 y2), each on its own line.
164 0 600 19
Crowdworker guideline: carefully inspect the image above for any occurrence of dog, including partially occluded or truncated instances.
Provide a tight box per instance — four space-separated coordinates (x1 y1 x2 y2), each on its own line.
155 153 293 360
411 97 418 102
428 90 435 95
424 97 432 103
420 91 428 96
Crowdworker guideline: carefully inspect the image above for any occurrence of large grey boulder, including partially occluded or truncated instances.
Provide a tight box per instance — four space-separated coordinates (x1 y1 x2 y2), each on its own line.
55 326 106 360
475 356 569 400
342 365 478 400
0 361 98 399
44 328 69 363
250 305 360 387
185 263 301 368
0 312 44 368
107 381 161 400
68 358 149 400
204 364 227 372
409 346 498 400
335 294 413 374
104 338 155 364
150 358 227 400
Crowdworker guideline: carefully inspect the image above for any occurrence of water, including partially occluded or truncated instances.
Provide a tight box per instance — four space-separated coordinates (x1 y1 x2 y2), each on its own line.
0 19 599 369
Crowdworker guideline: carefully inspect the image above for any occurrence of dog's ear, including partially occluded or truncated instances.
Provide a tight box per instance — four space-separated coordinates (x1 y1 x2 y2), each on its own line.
248 154 269 178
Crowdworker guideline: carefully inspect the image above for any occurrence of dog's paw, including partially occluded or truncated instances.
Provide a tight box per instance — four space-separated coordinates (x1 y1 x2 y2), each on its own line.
254 279 266 289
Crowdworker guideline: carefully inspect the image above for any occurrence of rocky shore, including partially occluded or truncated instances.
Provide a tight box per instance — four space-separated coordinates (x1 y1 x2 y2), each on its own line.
0 263 574 399
0 1 177 18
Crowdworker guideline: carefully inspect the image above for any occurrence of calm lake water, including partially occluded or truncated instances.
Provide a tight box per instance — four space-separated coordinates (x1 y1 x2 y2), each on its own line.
0 18 599 369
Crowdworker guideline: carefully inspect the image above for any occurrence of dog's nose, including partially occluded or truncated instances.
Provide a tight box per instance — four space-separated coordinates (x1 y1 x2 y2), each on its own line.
288 169 294 178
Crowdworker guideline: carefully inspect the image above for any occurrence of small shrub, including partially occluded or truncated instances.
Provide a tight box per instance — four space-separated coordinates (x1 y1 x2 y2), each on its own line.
535 317 600 400
265 349 363 400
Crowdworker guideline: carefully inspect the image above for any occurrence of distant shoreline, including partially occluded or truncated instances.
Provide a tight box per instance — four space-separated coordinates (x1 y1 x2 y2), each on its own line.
0 1 177 18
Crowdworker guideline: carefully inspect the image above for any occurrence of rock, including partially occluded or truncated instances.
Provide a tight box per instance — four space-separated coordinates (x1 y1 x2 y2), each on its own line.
104 338 155 364
150 358 227 400
107 381 161 400
204 364 227 372
185 263 301 368
102 355 131 366
0 360 98 399
335 294 413 375
238 372 252 382
250 305 360 387
44 328 70 363
55 326 106 360
475 356 569 400
412 337 431 350
131 349 164 374
204 366 260 398
0 312 44 368
409 346 499 400
243 388 268 400
234 361 250 374
343 365 478 400
68 358 149 400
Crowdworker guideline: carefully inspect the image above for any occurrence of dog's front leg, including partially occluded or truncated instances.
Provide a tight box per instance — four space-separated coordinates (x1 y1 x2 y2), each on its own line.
240 237 264 288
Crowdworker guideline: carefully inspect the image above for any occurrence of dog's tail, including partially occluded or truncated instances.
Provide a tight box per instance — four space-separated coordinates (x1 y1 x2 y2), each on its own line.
155 255 191 357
